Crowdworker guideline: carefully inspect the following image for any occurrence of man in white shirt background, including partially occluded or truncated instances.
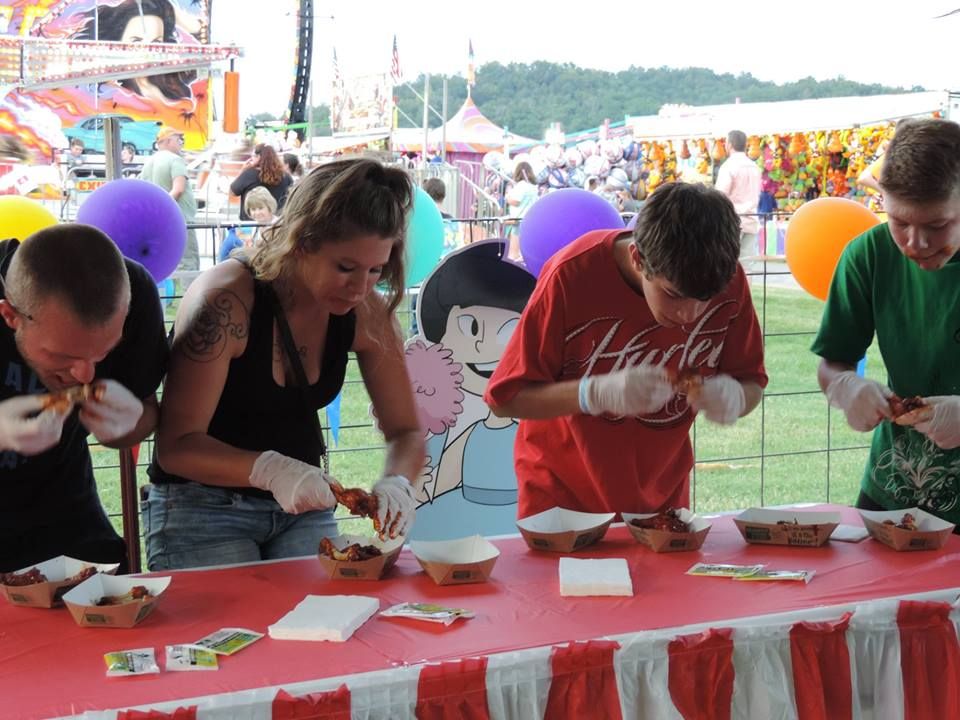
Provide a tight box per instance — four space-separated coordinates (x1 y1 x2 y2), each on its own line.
715 129 762 260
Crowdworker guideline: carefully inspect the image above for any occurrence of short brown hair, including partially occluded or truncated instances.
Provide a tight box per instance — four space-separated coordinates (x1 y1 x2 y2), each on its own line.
632 182 740 300
244 186 277 217
251 158 413 312
880 118 960 202
727 130 747 153
423 177 446 203
7 223 130 324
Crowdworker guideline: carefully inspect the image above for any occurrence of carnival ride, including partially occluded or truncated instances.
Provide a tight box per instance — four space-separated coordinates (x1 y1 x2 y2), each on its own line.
0 34 238 99
287 0 313 136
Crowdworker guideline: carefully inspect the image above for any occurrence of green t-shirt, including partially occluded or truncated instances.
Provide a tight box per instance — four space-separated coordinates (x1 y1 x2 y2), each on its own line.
811 223 960 523
139 149 197 221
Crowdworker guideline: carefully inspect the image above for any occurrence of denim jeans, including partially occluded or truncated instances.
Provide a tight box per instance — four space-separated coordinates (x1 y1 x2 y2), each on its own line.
142 482 339 571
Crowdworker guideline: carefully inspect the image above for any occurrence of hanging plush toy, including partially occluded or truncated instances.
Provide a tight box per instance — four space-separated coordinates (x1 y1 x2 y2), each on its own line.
711 138 727 162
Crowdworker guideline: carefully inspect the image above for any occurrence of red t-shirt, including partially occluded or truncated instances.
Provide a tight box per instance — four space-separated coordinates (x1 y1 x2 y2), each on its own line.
485 229 767 518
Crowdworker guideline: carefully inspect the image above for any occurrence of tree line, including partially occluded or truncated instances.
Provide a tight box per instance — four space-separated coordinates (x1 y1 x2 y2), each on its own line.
249 62 917 141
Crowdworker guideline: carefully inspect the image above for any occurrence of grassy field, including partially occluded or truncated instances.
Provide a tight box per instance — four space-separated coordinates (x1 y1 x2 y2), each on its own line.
91 269 887 545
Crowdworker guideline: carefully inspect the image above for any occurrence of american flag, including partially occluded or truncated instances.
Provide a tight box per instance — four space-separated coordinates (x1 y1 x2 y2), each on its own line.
390 35 402 85
467 39 475 88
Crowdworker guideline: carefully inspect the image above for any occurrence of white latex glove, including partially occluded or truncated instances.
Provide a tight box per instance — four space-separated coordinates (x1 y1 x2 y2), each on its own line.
690 374 746 425
0 395 67 455
825 371 893 432
79 380 143 443
914 396 960 450
580 365 673 417
249 450 337 514
372 474 416 538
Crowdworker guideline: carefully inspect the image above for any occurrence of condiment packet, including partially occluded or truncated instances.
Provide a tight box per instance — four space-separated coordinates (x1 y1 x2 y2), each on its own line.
686 562 765 578
381 602 475 625
104 648 160 677
193 627 264 655
734 569 815 583
166 644 219 671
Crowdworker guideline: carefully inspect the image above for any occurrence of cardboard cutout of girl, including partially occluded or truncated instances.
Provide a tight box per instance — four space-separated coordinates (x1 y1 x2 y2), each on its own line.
404 240 536 540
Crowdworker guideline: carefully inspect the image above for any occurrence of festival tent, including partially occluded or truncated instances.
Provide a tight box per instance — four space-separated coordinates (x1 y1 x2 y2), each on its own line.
392 96 535 155
393 97 536 218
625 91 952 139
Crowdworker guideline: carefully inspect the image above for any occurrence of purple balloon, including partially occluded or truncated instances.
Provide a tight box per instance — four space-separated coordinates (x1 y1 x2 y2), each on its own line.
76 178 186 282
519 188 624 277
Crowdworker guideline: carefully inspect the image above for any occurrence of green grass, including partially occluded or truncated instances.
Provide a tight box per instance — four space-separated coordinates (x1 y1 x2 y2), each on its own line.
92 272 887 550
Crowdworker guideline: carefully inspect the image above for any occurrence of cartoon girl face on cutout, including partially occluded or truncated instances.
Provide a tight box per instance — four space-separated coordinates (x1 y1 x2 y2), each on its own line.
439 305 521 396
418 241 536 399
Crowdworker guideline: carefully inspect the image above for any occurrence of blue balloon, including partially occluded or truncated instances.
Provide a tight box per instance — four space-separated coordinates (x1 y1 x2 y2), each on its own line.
77 179 186 282
406 186 445 287
519 188 624 277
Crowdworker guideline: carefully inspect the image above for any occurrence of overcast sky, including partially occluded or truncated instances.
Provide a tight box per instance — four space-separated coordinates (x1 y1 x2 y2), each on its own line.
213 1 960 119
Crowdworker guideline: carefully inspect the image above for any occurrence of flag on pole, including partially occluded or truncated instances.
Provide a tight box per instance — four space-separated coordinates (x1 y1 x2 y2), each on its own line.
331 47 345 133
390 35 402 86
332 47 343 91
467 39 476 88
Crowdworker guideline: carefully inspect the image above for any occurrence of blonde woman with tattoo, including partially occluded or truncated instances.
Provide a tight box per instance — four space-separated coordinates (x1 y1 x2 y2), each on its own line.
144 159 425 570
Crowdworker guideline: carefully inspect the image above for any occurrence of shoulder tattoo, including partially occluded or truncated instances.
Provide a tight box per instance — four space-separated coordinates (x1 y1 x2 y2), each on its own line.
180 289 249 362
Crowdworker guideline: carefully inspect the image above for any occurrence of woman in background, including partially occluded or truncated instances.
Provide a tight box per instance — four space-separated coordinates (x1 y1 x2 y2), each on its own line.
231 144 293 220
504 161 539 261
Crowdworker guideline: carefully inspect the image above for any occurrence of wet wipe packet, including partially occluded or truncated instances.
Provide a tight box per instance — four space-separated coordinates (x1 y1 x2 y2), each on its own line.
193 627 264 655
104 648 160 677
166 644 219 671
381 602 475 625
686 562 765 578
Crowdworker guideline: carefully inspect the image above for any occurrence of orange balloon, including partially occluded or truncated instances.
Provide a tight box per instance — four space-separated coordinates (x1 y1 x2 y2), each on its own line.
785 197 880 301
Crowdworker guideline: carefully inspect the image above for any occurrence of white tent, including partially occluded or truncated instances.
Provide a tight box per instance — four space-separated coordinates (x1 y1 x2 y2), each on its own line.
626 91 952 139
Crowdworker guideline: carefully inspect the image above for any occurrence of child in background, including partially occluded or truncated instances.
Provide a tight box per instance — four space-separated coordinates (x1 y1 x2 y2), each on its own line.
219 187 278 262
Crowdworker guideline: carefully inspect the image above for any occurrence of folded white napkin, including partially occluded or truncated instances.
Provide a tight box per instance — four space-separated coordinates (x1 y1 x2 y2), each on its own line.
559 557 633 597
831 524 870 543
268 595 379 642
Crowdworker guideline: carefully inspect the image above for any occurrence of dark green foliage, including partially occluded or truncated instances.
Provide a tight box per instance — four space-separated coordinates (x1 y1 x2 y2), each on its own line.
396 62 918 139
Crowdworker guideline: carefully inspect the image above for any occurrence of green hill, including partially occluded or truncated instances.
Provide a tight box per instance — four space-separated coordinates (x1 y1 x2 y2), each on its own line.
394 62 920 139
281 62 919 140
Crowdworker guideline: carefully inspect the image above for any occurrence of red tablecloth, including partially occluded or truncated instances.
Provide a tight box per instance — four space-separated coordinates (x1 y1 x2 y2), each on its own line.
4 504 960 718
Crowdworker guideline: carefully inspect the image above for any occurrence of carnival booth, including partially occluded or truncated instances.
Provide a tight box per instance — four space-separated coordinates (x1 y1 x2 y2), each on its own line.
505 91 947 257
392 97 535 218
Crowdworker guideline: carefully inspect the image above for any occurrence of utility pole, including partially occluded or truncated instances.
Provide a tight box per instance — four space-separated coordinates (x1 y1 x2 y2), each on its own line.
421 73 430 166
441 77 448 164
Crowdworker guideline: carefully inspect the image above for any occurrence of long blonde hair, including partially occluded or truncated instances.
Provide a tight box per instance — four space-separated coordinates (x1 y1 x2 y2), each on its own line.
250 158 413 312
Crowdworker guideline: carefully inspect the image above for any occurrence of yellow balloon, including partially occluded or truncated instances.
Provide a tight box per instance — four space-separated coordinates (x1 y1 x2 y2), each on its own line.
0 195 58 241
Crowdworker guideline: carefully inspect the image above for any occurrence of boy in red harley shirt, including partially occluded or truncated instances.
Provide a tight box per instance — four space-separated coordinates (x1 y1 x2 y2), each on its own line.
485 182 767 518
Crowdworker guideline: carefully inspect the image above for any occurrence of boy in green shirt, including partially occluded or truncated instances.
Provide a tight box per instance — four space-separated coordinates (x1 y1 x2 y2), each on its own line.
812 118 960 524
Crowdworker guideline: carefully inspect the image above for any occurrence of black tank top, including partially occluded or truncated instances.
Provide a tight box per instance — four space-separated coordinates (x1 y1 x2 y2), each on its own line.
148 275 356 498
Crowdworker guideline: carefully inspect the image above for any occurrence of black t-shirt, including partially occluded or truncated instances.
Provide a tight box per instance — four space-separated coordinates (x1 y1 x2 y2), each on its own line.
229 168 293 220
0 239 169 536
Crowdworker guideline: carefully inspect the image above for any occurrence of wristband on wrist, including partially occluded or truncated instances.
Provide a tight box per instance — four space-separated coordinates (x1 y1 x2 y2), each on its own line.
578 377 592 415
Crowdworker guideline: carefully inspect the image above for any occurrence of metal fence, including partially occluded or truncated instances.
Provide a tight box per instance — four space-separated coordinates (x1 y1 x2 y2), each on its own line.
91 211 873 569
